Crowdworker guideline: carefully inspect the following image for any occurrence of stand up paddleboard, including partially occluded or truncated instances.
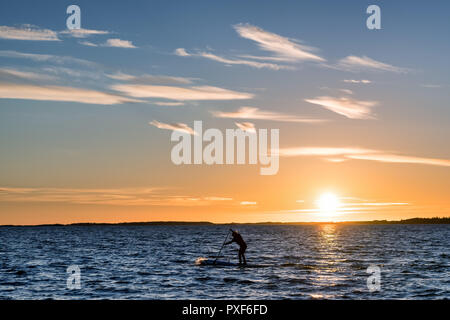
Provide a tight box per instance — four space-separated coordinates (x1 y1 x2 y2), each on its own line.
195 257 237 266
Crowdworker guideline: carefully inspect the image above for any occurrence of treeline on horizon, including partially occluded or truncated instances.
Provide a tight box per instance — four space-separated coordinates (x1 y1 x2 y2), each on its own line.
1 217 450 227
333 217 450 225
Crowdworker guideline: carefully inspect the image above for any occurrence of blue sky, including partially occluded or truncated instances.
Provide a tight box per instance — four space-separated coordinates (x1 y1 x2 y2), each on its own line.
0 0 449 224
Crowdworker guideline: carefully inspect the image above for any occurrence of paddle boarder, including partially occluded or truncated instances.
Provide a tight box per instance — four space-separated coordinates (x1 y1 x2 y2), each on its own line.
224 229 247 265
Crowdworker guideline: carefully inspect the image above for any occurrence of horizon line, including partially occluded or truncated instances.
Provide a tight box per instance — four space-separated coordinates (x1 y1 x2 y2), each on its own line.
1 216 449 227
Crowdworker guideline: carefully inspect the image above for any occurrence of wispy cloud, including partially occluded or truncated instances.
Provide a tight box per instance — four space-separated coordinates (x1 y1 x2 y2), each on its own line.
0 67 55 81
240 201 257 206
149 120 195 135
203 196 233 201
153 101 185 106
279 147 376 157
286 197 411 215
81 38 137 48
338 55 407 73
345 202 410 207
212 106 324 123
174 48 288 70
294 195 410 209
41 66 103 81
174 48 190 56
111 84 253 101
0 24 111 41
106 72 194 85
197 51 290 70
235 122 256 133
343 79 372 84
79 40 98 47
164 196 235 206
305 96 377 119
0 50 97 67
0 187 161 206
233 23 325 62
238 54 295 62
0 83 140 105
339 89 353 95
105 72 136 81
60 28 109 38
0 25 60 41
0 187 233 206
176 23 325 70
279 146 450 167
324 158 347 163
347 153 450 167
104 38 136 48
338 197 411 211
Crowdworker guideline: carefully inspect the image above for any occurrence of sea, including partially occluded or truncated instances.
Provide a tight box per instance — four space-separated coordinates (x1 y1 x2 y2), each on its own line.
0 224 448 299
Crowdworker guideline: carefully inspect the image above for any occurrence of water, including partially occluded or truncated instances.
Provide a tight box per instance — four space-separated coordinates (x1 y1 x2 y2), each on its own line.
0 224 448 299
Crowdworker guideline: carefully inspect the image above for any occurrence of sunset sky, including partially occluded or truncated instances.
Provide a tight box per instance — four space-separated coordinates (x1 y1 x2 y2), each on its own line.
1 0 449 225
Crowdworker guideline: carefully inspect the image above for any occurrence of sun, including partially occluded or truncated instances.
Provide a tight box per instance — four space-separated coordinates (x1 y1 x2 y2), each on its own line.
316 192 341 216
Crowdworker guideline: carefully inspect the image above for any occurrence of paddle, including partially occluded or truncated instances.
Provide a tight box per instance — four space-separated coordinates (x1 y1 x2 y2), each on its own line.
213 229 231 265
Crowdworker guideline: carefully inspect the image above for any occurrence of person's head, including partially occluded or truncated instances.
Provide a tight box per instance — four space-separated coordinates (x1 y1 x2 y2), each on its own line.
230 229 238 236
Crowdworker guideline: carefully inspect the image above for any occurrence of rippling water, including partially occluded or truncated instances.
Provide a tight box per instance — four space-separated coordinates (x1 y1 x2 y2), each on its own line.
0 224 448 299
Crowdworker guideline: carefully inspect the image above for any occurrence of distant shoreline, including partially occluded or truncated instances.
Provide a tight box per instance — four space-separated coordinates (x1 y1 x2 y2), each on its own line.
1 217 449 227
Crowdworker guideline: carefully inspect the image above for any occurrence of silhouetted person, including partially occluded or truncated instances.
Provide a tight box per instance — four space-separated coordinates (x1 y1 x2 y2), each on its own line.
225 229 247 265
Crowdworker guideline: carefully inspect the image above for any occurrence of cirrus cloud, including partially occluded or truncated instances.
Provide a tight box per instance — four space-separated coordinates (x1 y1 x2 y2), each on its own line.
233 23 325 62
149 120 195 135
104 38 137 48
175 23 325 70
0 50 97 67
343 79 372 84
0 24 60 41
212 106 324 123
278 146 450 167
338 55 407 73
111 84 253 101
305 96 378 119
0 83 140 105
82 38 137 48
175 48 289 70
60 28 110 38
0 187 233 207
197 51 291 70
279 147 376 157
174 48 190 57
347 153 450 167
106 72 194 85
235 122 256 133
0 67 56 81
240 201 257 206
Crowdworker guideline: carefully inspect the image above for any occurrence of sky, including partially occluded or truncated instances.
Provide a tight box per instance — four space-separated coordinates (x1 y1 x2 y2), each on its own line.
0 0 449 225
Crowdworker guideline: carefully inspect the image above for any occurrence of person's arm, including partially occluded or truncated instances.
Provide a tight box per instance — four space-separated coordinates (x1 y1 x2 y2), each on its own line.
224 238 235 245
